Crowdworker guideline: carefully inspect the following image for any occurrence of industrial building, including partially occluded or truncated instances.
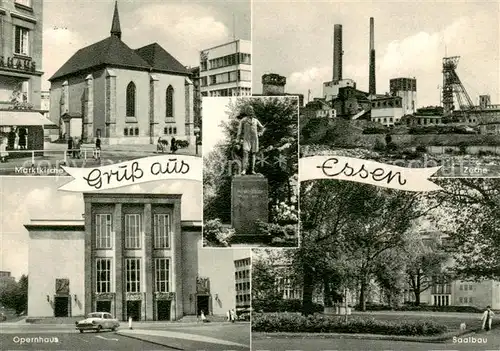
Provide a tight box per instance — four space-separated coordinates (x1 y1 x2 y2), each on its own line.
26 193 250 321
199 39 252 97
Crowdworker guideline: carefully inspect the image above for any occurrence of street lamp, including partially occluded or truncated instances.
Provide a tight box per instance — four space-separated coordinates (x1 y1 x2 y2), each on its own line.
193 126 201 156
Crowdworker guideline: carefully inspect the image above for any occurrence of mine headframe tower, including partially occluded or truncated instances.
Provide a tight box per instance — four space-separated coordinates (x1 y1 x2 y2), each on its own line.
442 56 478 123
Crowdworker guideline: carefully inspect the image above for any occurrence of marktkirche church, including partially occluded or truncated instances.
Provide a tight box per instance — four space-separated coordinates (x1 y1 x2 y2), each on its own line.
48 2 195 146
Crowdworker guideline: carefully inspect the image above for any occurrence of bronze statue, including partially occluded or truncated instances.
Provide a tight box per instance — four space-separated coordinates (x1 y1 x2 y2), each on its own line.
236 105 265 175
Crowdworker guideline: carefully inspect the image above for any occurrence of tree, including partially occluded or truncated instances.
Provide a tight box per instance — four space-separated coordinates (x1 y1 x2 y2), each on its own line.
373 249 407 308
431 178 500 280
404 233 449 305
0 275 28 314
252 249 296 302
299 180 441 314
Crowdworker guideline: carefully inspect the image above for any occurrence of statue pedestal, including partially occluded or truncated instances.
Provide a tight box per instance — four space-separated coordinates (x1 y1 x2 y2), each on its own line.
231 175 269 235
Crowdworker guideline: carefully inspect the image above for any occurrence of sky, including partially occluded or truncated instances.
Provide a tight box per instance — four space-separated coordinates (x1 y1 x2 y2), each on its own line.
202 97 236 153
0 177 201 279
41 0 251 90
252 0 500 108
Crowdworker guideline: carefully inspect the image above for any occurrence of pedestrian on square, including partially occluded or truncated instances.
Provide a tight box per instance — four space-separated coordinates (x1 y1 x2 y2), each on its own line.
482 306 494 331
200 310 206 323
67 137 73 158
226 310 231 322
94 137 101 160
0 137 9 162
170 137 178 154
230 309 236 323
72 138 79 159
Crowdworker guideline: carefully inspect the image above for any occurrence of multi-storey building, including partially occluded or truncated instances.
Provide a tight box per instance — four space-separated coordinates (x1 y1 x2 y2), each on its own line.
390 78 417 116
26 193 249 321
199 39 251 97
0 0 43 109
234 257 251 310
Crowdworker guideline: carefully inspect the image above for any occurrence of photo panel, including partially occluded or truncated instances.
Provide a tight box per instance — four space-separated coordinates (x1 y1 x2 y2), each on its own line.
252 178 500 350
252 1 500 178
0 176 251 350
202 96 299 248
0 0 251 176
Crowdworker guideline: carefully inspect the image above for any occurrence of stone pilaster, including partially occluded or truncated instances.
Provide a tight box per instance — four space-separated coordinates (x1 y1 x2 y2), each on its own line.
149 74 160 143
184 78 194 141
173 198 183 319
113 204 123 320
83 74 94 142
84 201 93 315
144 203 153 320
105 69 117 138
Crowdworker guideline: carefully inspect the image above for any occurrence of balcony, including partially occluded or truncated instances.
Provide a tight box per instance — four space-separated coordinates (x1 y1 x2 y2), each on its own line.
0 56 37 74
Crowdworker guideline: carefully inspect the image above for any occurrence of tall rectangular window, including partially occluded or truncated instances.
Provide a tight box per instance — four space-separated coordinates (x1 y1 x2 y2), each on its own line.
154 214 170 248
15 0 32 6
125 214 142 249
126 258 141 292
95 214 112 249
155 258 170 292
14 26 29 56
96 259 111 293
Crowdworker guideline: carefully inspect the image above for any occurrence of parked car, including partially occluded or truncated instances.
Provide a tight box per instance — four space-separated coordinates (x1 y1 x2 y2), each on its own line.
75 312 119 333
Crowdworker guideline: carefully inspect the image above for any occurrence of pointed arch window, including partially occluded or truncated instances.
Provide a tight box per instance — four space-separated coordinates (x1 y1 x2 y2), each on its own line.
166 85 174 117
126 82 136 117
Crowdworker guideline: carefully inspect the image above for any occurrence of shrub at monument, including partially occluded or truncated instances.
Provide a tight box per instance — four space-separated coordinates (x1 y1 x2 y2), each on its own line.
202 219 235 247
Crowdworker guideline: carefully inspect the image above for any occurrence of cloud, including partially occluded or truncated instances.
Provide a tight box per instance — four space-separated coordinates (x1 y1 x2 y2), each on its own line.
42 28 85 90
135 4 229 52
287 66 331 99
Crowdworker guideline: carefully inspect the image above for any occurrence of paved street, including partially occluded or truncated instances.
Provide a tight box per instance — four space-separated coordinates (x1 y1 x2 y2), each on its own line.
253 329 500 351
1 322 249 350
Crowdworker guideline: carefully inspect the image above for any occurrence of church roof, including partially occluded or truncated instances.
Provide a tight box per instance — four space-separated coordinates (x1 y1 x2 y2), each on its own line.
49 35 151 81
135 43 189 75
49 2 188 81
110 1 122 39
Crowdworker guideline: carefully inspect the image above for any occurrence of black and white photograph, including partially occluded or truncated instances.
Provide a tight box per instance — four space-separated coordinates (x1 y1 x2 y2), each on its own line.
203 96 299 247
251 178 500 351
0 177 251 350
0 0 250 175
253 1 500 177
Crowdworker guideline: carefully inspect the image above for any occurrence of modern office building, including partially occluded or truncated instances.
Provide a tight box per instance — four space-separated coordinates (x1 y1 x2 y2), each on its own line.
26 193 250 321
234 257 251 310
199 39 251 97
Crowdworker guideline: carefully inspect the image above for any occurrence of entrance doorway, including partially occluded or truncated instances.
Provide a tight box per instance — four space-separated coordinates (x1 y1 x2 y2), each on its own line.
54 296 70 317
197 295 209 316
126 301 141 321
156 300 171 321
96 300 112 313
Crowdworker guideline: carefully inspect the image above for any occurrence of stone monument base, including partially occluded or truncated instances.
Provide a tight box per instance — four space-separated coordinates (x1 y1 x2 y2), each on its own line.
231 174 269 235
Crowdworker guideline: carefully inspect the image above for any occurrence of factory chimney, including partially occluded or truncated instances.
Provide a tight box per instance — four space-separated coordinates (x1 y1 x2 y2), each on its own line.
369 17 376 95
333 24 343 83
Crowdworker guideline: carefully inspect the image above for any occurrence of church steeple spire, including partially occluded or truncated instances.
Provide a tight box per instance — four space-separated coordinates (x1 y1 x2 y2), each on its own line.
110 1 122 40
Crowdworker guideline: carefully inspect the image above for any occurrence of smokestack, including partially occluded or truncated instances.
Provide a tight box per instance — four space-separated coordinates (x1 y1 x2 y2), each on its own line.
369 17 376 95
333 24 342 82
